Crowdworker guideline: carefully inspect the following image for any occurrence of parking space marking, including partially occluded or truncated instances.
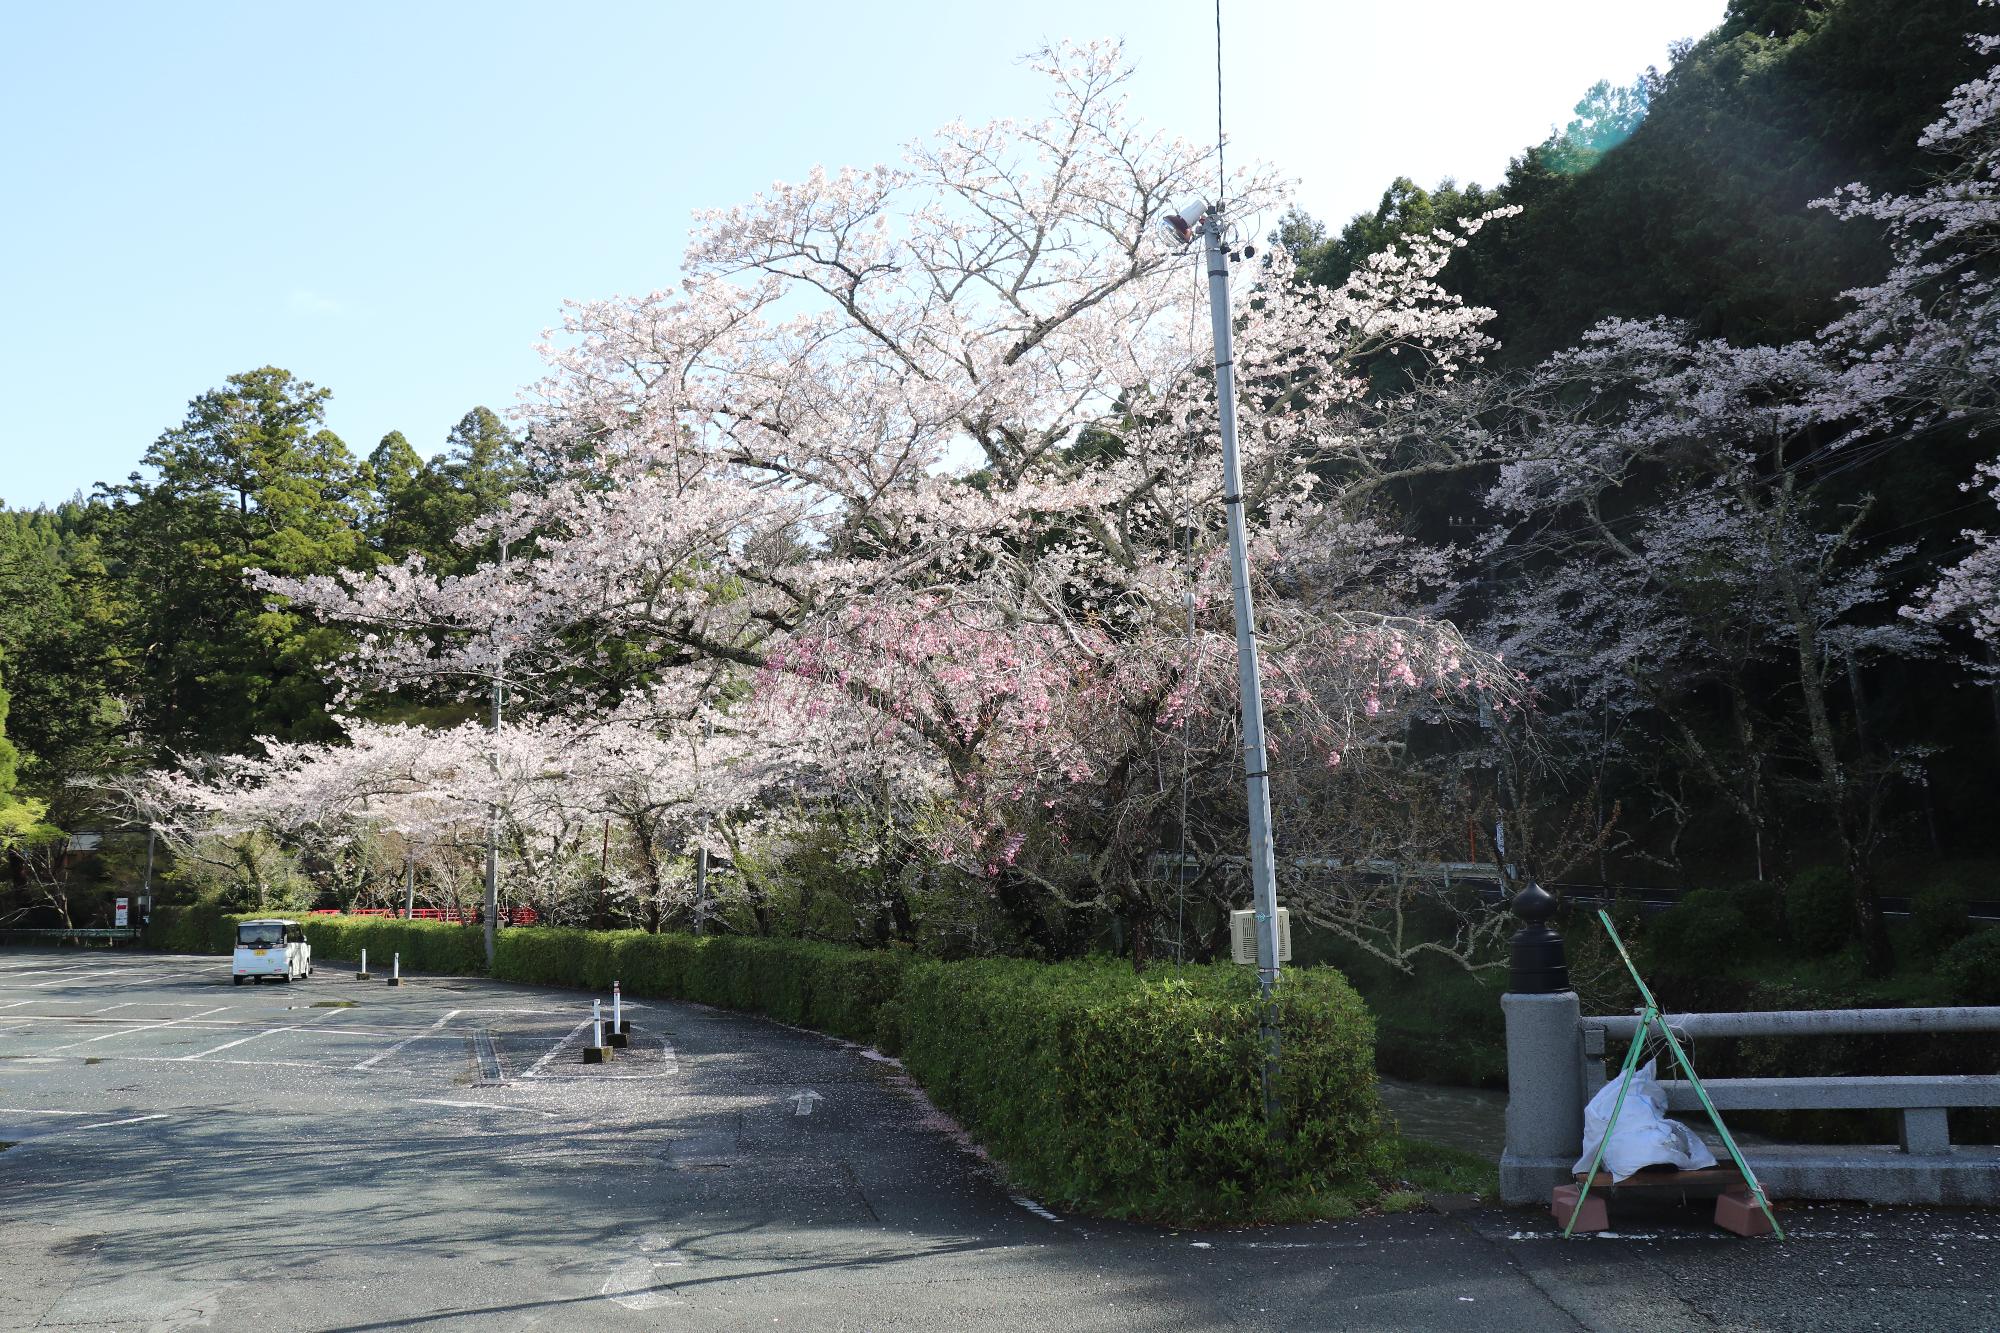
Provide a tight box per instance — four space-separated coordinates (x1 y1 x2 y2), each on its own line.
88 1002 139 1015
77 1113 169 1130
27 969 159 988
519 1017 595 1079
411 1098 558 1117
353 1009 462 1070
93 1054 339 1070
179 1002 351 1061
563 1037 681 1081
37 1006 231 1055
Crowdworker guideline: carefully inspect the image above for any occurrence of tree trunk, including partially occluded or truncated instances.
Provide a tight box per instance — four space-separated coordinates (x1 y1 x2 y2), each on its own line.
1775 558 1891 973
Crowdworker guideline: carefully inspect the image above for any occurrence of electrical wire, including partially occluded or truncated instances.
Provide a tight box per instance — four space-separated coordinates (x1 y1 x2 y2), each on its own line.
1215 0 1227 210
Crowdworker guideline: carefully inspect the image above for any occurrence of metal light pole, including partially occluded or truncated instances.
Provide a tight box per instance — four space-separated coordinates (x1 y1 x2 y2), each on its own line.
693 716 713 936
484 541 507 967
1201 207 1284 1122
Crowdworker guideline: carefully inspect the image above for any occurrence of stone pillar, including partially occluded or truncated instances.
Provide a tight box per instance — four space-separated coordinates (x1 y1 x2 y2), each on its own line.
1499 880 1584 1204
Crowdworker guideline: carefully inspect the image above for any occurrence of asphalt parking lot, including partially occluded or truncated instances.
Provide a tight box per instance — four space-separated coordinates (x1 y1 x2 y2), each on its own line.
1 946 1995 1332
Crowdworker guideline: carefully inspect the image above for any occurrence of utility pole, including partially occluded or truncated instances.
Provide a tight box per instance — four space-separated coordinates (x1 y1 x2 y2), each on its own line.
1201 206 1284 1123
484 540 507 967
403 851 416 919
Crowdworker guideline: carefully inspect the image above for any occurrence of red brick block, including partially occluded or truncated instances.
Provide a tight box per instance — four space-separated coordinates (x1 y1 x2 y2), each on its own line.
1551 1184 1608 1233
1713 1189 1776 1237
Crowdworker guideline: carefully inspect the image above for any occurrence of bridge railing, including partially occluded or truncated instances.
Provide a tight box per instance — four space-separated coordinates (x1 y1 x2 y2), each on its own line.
1499 893 2000 1207
1584 1007 2000 1170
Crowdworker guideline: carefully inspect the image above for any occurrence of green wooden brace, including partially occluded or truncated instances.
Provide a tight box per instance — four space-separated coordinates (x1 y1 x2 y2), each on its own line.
1562 910 1784 1240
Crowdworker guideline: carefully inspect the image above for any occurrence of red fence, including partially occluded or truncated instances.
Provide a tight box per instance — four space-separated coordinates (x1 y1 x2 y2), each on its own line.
309 906 540 925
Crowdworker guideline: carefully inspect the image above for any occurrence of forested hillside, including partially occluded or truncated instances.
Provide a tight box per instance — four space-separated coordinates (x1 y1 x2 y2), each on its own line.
1280 0 2000 907
1292 0 1990 361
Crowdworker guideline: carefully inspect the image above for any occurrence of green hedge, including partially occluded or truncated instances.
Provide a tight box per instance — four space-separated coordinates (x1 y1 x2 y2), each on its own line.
147 908 487 976
895 957 1384 1221
149 912 1385 1221
491 929 910 1045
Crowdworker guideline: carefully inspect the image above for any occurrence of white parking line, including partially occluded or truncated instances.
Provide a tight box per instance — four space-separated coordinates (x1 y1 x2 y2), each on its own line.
27 970 143 988
88 1002 139 1015
180 1004 350 1061
353 1009 462 1070
520 1018 595 1080
411 1099 559 1117
36 1006 231 1055
77 1113 170 1131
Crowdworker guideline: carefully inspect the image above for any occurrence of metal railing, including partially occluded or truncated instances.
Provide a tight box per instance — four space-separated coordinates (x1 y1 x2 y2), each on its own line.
1581 1005 2000 1180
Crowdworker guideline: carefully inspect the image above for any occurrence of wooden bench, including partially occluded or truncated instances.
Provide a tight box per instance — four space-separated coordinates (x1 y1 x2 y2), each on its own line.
1552 1164 1776 1236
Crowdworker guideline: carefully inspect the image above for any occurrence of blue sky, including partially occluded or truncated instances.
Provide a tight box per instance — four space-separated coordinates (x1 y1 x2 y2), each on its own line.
0 0 1726 508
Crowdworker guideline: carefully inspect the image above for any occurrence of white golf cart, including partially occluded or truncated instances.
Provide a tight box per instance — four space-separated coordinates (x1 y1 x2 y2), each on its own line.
232 918 312 985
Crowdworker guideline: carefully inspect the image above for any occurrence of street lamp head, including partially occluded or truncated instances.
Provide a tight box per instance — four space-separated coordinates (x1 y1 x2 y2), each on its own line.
1158 199 1208 248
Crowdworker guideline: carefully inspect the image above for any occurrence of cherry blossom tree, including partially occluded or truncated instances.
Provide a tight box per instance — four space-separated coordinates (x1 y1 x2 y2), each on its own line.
1474 321 1938 970
240 42 1519 966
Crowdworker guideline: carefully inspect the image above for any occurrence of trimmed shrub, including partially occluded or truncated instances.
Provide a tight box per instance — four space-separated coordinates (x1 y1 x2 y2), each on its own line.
1939 929 2000 1005
1726 881 1785 940
151 909 487 975
488 928 911 1046
294 915 486 975
897 957 1384 1222
145 904 232 954
1785 867 1854 957
1645 889 1751 975
1910 880 1973 956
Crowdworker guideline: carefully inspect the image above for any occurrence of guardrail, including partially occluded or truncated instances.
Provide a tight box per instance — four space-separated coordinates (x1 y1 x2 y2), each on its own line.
1147 855 1999 921
1587 1007 2000 1186
1504 995 2000 1205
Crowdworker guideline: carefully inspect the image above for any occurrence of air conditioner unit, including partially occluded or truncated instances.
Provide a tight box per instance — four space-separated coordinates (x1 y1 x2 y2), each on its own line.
1229 907 1291 965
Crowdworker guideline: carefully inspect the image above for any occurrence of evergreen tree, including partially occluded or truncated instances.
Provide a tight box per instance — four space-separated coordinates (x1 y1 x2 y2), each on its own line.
97 367 368 753
395 406 525 570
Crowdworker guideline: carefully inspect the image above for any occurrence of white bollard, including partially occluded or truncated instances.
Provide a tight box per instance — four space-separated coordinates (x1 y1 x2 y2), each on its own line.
613 981 623 1034
584 997 610 1063
386 951 403 986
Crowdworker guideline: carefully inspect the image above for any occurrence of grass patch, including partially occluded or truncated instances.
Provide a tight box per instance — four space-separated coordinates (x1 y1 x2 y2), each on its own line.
310 1000 356 1008
1388 1135 1500 1202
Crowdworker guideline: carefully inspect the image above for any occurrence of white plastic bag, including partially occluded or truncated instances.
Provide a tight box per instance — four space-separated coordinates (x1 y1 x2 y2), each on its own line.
1573 1059 1718 1181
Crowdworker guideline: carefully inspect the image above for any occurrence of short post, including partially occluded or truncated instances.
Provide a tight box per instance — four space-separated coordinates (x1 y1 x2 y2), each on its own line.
584 997 610 1063
357 947 371 981
1499 880 1584 1205
607 980 629 1047
386 952 403 987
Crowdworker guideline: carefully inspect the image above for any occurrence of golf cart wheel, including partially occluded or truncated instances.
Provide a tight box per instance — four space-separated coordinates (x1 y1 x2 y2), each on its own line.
233 976 244 986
